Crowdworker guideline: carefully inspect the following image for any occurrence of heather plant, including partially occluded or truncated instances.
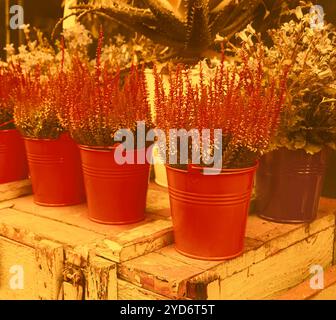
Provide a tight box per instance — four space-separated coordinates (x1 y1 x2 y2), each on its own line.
59 34 153 147
154 46 288 169
14 70 64 139
0 66 20 130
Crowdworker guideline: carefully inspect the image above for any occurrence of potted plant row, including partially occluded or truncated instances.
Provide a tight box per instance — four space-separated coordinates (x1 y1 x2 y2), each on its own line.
0 66 28 184
153 47 288 260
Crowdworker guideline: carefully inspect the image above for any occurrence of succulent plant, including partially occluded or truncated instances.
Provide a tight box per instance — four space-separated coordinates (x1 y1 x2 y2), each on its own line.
62 0 269 61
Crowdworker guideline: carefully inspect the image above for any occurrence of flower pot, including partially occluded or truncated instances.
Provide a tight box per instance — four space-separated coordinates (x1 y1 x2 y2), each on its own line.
79 146 151 224
24 134 85 206
166 164 257 260
0 129 28 183
256 148 327 223
321 150 336 198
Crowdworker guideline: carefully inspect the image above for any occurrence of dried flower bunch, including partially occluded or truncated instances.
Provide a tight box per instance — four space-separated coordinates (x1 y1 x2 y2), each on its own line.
154 47 288 169
59 37 153 147
237 11 336 154
0 66 20 130
14 70 64 139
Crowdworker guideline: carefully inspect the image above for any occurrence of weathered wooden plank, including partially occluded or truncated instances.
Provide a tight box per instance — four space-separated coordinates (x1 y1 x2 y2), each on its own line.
63 281 84 300
62 265 85 300
84 256 117 300
0 237 38 300
35 240 64 300
118 279 167 300
118 251 205 299
11 183 171 232
276 265 336 300
204 227 334 300
0 208 104 248
9 183 173 262
211 202 336 280
0 180 32 202
309 197 336 235
246 201 335 259
0 184 334 301
118 201 336 300
118 242 295 299
311 283 336 300
62 255 117 300
95 220 173 263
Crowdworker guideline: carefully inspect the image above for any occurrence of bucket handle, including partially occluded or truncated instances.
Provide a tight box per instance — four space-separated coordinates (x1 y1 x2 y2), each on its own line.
0 120 14 128
187 164 203 174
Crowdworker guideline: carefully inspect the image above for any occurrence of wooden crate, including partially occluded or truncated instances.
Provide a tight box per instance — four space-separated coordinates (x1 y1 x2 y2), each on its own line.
0 182 172 300
0 180 32 202
1 180 336 300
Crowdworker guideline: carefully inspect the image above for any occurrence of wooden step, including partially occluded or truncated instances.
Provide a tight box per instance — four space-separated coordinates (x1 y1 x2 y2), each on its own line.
1 180 336 300
0 180 32 202
0 182 173 300
118 198 336 300
0 183 173 263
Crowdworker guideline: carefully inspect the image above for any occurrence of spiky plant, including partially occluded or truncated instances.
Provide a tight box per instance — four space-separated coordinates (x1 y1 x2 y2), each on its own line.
60 0 275 62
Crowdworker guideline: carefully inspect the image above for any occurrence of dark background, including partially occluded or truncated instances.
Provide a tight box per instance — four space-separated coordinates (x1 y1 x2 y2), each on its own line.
0 0 63 59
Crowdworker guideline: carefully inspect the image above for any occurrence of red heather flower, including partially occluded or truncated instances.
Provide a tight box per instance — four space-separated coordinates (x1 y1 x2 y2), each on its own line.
14 68 64 139
0 66 21 129
154 48 288 169
61 59 152 147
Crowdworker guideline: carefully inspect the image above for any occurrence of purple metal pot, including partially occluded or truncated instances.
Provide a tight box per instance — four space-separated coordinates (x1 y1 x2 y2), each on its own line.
256 148 327 223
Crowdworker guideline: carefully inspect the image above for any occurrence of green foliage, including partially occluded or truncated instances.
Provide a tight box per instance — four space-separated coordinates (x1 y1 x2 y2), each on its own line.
236 11 336 154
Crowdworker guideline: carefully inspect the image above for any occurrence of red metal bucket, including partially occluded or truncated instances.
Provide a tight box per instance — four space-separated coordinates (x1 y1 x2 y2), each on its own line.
24 134 85 206
166 164 257 260
0 129 28 184
79 146 151 224
256 148 327 223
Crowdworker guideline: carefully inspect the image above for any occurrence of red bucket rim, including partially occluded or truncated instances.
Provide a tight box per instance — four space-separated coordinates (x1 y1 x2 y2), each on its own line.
79 144 148 153
24 137 60 142
166 162 259 175
0 128 19 134
23 133 71 142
